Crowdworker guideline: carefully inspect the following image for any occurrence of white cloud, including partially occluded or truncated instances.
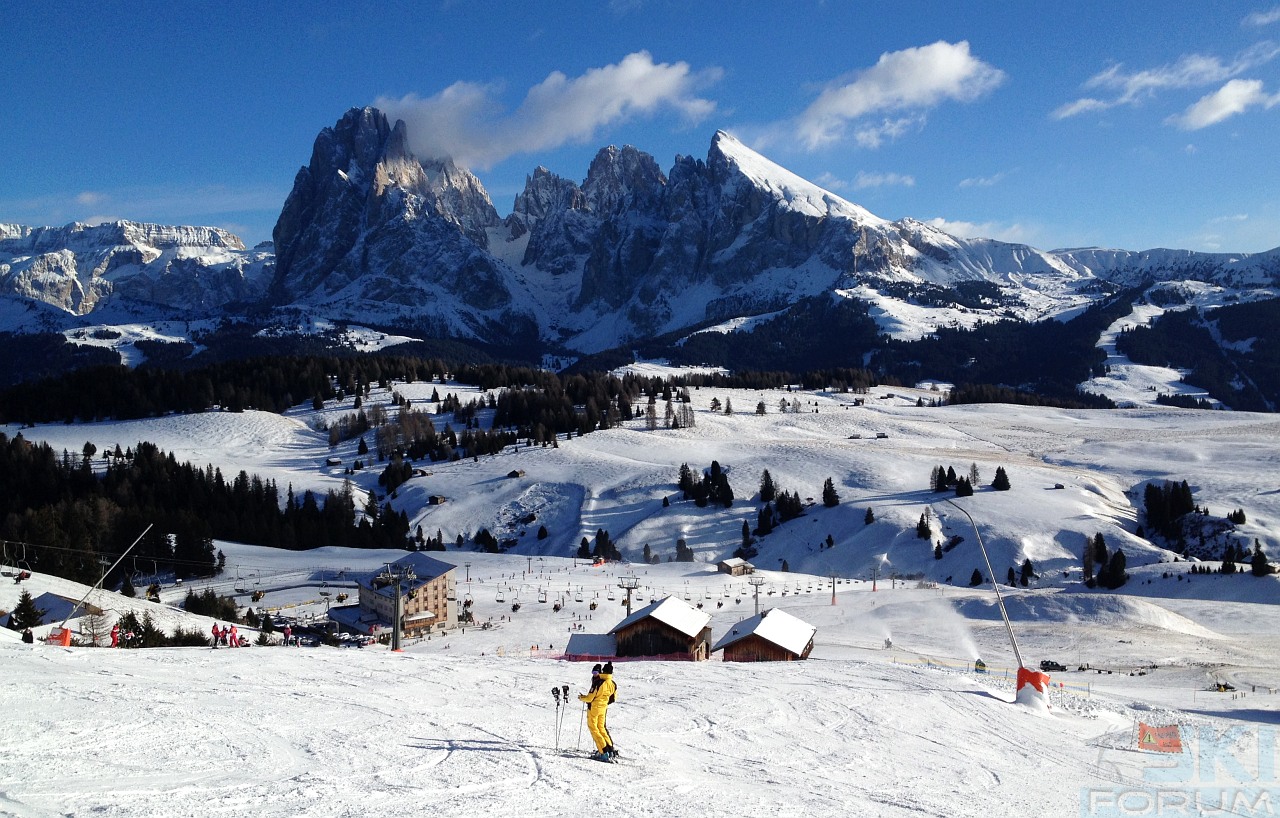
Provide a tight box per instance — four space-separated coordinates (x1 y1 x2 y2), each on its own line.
852 115 926 149
925 217 1032 244
1244 6 1280 26
81 214 123 227
376 51 720 169
1050 97 1111 120
75 191 106 207
795 41 1005 150
853 171 916 189
1166 78 1280 129
1053 42 1280 119
1210 213 1249 223
958 171 1006 188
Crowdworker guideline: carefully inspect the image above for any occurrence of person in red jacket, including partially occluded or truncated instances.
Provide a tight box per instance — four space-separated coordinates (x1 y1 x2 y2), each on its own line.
110 623 120 648
578 662 617 760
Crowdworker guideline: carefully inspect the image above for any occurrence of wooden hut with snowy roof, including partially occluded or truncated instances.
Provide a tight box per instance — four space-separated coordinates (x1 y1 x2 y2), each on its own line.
712 608 816 662
717 557 754 576
609 596 712 661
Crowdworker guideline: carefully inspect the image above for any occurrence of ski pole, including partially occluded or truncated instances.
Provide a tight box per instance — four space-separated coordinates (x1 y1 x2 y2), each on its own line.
552 687 562 750
559 684 569 744
577 701 586 751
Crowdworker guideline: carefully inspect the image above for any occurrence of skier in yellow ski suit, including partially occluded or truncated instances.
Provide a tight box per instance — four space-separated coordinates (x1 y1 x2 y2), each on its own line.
579 662 616 758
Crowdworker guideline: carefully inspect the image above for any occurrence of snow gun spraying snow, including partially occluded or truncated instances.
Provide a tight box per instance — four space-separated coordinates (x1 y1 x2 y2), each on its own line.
946 501 1051 709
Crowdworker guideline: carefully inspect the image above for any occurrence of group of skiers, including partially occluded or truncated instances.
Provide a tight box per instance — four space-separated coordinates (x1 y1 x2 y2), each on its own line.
108 623 137 648
579 662 618 762
211 622 247 648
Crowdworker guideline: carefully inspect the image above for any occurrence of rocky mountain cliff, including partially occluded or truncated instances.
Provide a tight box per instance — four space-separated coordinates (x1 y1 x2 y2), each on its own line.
4 106 1279 359
264 107 1280 353
0 221 273 316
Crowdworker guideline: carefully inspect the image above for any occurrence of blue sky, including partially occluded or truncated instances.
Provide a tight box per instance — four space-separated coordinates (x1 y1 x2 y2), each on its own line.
3 2 1280 253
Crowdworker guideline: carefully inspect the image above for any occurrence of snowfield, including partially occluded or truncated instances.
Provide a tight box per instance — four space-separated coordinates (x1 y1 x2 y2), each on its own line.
4 379 1280 816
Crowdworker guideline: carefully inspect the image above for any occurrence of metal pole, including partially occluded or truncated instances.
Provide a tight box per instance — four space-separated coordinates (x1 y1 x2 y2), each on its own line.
387 563 403 653
945 499 1024 669
60 524 153 630
749 574 764 615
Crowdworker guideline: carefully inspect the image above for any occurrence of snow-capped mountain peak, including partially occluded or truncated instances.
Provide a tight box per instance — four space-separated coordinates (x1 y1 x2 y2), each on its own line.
709 130 887 227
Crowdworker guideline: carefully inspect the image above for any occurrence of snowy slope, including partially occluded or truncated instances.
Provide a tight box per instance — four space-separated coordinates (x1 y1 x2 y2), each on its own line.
9 379 1280 598
4 540 1279 817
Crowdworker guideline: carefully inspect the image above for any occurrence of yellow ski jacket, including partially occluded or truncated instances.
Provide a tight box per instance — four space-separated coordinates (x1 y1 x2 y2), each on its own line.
579 673 616 710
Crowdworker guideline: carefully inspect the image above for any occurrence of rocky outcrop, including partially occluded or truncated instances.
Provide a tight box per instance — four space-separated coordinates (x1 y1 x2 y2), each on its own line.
0 221 270 315
270 107 511 325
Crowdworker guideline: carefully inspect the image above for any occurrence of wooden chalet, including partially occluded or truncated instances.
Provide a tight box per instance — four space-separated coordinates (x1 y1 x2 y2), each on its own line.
609 596 712 661
712 608 816 662
717 557 754 576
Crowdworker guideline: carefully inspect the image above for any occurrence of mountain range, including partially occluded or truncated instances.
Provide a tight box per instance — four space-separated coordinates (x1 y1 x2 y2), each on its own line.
3 106 1279 381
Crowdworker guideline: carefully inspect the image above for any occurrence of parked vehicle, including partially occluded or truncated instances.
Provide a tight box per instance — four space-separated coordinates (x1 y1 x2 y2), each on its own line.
1039 660 1066 672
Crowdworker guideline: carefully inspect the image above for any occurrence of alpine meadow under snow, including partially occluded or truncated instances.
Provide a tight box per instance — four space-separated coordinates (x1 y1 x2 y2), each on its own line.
4 366 1280 817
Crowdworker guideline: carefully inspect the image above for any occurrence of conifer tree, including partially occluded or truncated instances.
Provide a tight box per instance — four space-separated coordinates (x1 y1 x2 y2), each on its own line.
1019 558 1035 586
864 507 875 525
759 469 776 503
1251 541 1273 576
969 569 983 586
822 477 840 507
9 589 47 630
1098 549 1128 589
992 466 1011 491
916 513 932 539
1083 536 1095 584
1092 533 1108 568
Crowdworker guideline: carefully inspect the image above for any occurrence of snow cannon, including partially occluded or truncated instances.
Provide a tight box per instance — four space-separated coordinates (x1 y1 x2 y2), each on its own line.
1015 666 1051 710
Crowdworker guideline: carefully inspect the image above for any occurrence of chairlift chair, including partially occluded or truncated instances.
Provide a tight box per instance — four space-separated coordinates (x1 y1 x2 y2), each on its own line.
574 588 583 602
538 588 548 603
496 587 506 603
12 542 30 574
